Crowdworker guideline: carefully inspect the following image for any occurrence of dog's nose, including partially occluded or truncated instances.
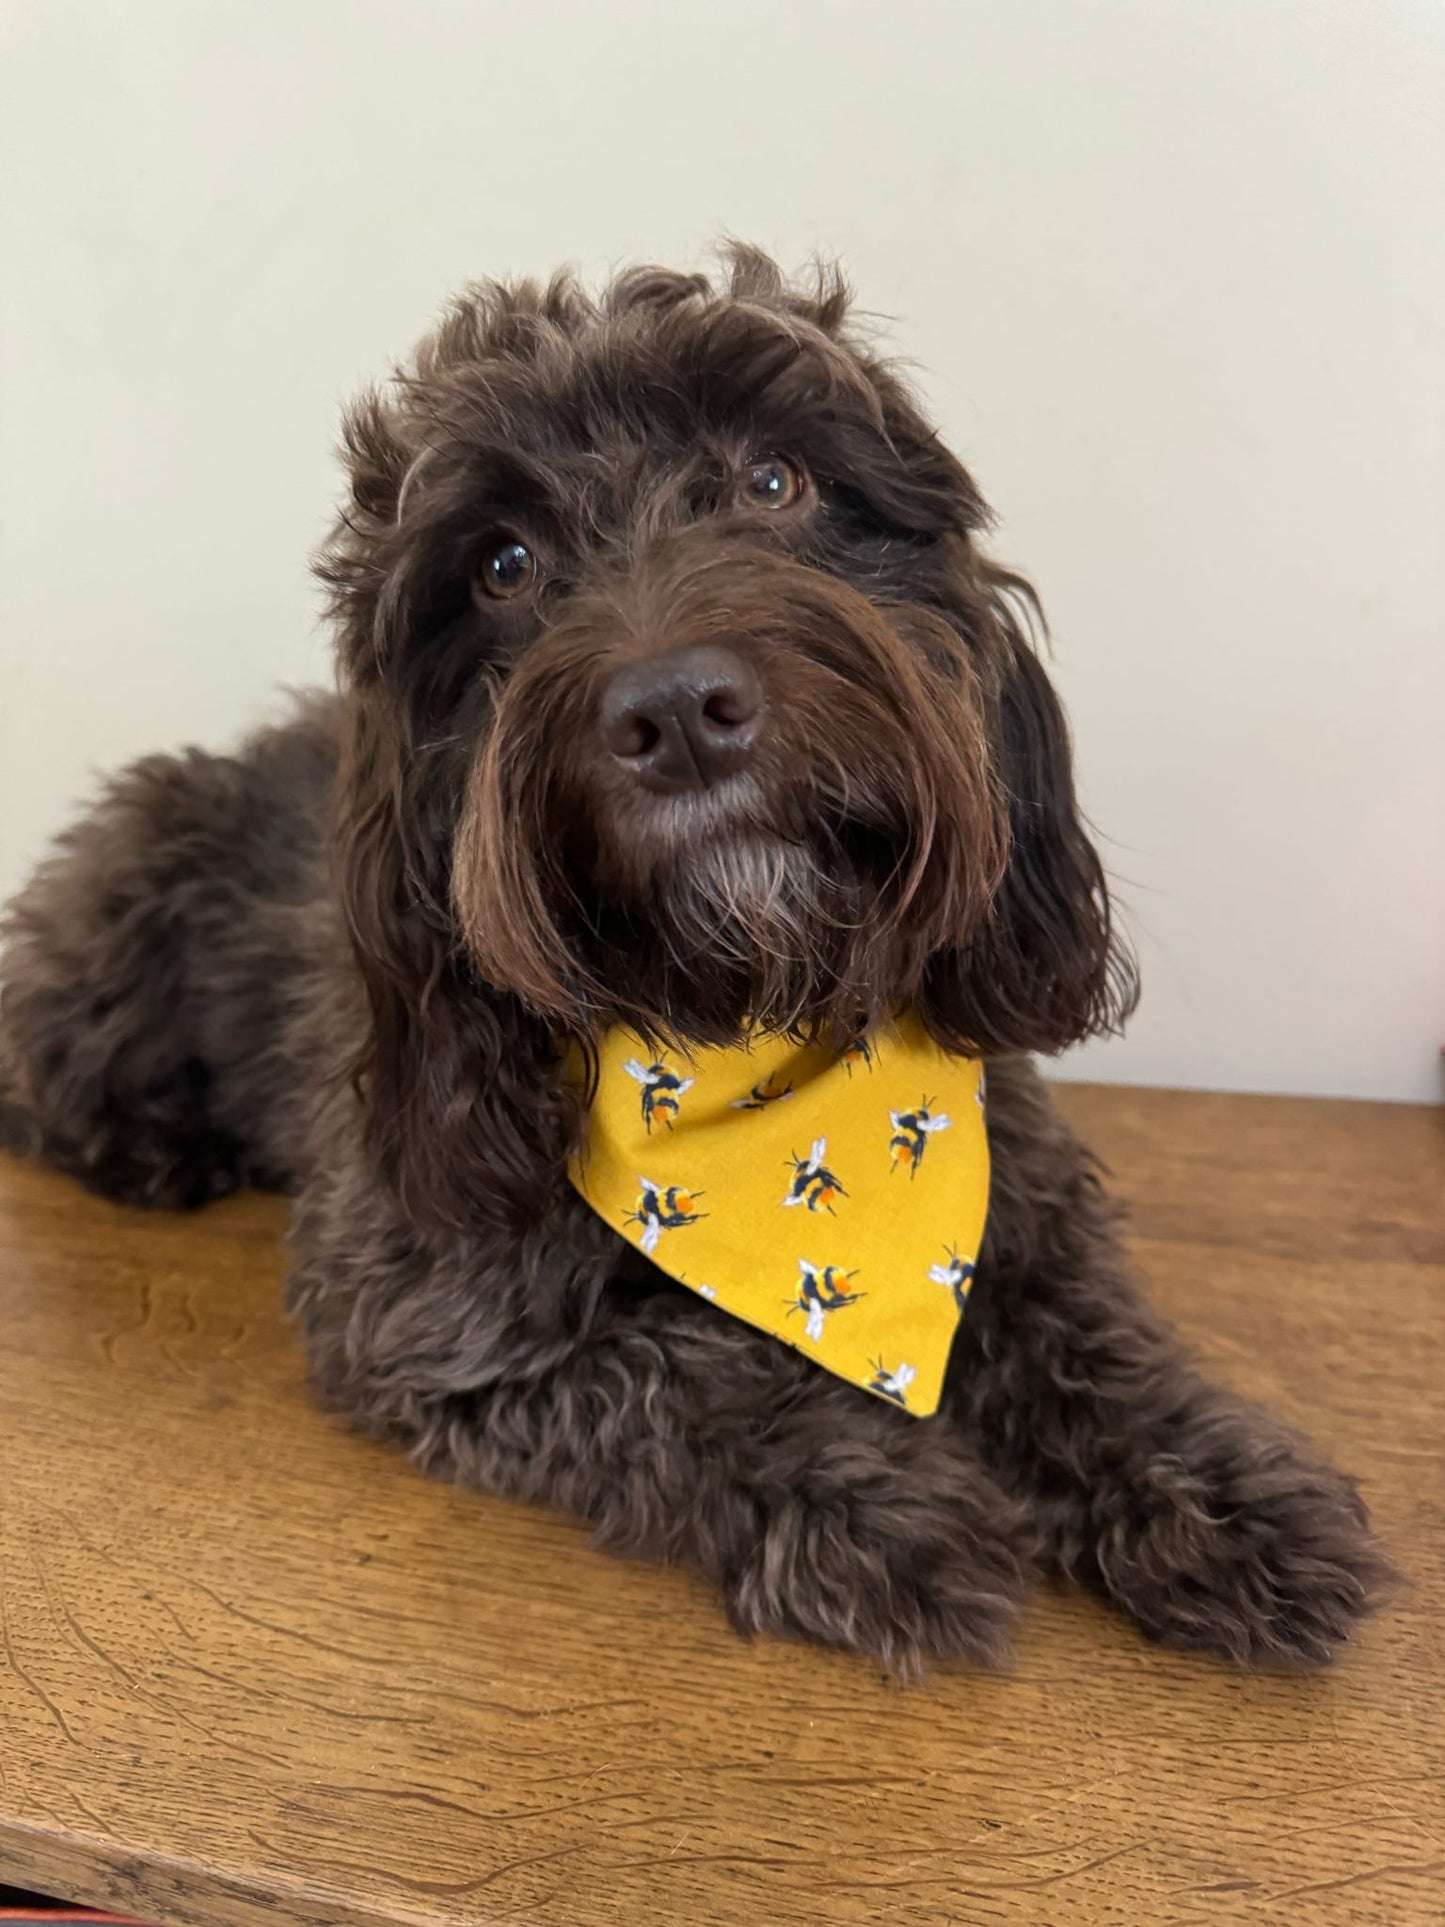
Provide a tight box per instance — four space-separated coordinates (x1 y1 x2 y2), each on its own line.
600 643 763 792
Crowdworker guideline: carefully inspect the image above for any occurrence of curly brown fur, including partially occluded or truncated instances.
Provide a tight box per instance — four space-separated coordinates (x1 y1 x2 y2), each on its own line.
0 248 1392 1671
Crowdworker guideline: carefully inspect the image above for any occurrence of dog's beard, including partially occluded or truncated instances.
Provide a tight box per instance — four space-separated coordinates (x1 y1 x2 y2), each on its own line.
524 789 962 1049
604 830 865 1042
667 834 828 983
457 747 1004 1048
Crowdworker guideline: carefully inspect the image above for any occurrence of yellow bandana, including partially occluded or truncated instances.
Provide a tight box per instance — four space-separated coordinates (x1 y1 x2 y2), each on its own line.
567 1010 988 1416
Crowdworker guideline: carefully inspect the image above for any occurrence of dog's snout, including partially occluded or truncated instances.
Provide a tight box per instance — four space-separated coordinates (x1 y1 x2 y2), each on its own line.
600 643 763 792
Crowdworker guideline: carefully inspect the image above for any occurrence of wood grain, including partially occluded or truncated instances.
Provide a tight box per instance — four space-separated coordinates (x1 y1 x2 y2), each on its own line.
0 1085 1441 1927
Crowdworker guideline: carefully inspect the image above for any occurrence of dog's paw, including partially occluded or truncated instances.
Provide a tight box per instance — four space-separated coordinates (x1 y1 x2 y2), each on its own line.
1090 1439 1397 1668
721 1461 1036 1673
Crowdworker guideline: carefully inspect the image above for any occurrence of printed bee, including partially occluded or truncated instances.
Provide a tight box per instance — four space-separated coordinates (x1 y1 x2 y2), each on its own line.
627 1177 705 1255
888 1098 952 1176
839 1034 875 1076
789 1260 865 1343
731 1075 795 1111
976 1067 987 1112
781 1138 847 1213
623 1057 696 1133
927 1246 976 1313
867 1358 917 1407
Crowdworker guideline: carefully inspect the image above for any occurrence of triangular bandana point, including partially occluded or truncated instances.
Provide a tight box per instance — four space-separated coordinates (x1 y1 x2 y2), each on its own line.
569 1010 989 1417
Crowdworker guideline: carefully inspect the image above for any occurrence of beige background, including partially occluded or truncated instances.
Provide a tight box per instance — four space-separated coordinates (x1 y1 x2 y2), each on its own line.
2 0 1441 1100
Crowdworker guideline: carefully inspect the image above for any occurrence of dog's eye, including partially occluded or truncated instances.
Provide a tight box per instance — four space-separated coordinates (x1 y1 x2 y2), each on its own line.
741 455 805 511
476 538 538 600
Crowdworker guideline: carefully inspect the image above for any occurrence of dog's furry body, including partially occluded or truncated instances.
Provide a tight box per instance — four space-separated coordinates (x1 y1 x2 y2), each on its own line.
0 254 1390 1669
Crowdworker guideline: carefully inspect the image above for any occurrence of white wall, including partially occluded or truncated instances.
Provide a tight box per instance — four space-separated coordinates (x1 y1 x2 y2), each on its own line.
2 0 1441 1100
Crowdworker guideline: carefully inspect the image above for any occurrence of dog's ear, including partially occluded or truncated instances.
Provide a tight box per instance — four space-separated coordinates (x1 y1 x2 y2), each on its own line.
924 569 1138 1054
831 321 1135 1052
331 691 574 1236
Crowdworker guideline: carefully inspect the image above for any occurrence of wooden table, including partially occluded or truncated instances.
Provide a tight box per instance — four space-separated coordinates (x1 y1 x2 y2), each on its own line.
1 1086 1441 1927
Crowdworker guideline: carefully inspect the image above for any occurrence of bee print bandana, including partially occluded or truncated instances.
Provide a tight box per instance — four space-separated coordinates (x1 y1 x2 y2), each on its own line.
567 1010 989 1416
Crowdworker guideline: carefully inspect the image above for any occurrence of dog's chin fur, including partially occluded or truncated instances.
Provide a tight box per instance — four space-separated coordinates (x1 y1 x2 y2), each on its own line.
581 828 880 1046
0 247 1394 1675
661 831 851 1012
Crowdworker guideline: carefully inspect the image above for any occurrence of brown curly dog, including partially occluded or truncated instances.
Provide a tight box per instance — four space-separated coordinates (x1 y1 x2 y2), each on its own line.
0 249 1392 1671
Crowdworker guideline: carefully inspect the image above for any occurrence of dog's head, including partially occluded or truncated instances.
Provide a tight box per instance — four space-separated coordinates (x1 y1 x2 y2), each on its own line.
321 249 1135 1231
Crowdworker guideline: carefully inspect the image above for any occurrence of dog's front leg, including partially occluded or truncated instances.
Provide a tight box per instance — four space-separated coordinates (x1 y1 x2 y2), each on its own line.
289 1178 1036 1671
948 1060 1394 1666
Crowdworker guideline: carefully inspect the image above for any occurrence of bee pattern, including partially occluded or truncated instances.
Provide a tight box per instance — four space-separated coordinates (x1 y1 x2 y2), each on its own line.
627 1178 705 1255
867 1358 917 1407
789 1260 865 1343
782 1138 847 1213
976 1067 987 1112
623 1057 695 1133
928 1247 976 1313
889 1098 952 1176
840 1034 875 1076
731 1076 794 1111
